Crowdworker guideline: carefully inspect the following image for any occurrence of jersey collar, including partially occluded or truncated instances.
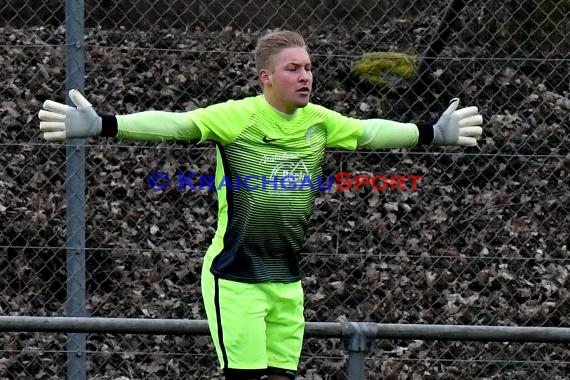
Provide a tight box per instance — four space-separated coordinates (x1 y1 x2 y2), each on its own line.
260 94 299 121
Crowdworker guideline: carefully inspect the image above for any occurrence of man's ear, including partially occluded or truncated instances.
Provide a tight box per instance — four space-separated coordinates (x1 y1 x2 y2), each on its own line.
259 69 272 86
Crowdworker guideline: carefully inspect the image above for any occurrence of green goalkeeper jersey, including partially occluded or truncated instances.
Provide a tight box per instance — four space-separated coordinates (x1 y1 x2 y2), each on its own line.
187 95 363 283
116 94 423 282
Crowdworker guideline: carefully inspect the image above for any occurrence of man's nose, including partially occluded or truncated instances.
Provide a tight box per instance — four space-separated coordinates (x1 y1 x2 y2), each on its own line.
299 69 310 82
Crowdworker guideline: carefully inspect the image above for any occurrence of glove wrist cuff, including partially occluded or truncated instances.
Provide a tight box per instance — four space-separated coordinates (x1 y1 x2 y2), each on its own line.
100 115 118 137
416 122 435 145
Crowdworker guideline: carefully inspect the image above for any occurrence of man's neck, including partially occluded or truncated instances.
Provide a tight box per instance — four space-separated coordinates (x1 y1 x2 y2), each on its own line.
262 94 298 119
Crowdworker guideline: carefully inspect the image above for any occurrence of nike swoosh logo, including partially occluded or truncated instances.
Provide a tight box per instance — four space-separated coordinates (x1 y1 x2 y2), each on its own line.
262 136 280 143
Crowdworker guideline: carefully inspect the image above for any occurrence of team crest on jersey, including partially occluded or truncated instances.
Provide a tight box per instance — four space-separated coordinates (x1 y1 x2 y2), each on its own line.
306 125 318 140
270 159 310 179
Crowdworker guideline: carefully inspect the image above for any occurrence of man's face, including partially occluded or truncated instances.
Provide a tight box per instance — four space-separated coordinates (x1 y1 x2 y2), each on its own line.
260 47 313 114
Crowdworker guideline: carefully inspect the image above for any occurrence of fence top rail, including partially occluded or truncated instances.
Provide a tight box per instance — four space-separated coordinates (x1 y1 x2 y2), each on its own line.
1 316 569 344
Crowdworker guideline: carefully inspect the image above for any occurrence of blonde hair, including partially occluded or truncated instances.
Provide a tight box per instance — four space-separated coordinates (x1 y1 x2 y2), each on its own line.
254 30 307 72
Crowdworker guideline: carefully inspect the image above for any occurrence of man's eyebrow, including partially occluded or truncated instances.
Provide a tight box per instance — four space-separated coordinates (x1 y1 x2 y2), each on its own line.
285 62 312 67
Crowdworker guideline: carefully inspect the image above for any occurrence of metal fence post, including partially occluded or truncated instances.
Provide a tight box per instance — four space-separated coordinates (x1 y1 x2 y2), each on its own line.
65 0 86 379
342 322 376 380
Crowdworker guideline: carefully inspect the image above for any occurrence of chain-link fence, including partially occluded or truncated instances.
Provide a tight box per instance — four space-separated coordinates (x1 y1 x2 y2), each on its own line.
1 0 569 378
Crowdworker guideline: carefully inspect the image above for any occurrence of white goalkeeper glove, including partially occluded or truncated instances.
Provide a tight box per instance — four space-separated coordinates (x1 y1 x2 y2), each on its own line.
432 98 483 146
38 89 102 141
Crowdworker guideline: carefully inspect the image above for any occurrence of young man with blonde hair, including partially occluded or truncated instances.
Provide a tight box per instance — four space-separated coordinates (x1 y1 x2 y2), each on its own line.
38 30 482 380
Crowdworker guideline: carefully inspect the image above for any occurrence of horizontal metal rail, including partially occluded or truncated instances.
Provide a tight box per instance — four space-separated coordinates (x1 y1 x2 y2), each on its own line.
1 317 569 343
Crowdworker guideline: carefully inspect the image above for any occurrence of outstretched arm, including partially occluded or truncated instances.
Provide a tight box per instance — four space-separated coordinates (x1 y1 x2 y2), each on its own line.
356 99 483 149
38 89 201 142
357 119 432 149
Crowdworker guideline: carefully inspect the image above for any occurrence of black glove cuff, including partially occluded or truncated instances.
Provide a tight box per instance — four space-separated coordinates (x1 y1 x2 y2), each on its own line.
416 122 434 145
100 115 118 137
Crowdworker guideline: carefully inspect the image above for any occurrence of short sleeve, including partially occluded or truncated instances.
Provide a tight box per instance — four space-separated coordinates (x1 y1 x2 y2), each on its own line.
187 98 253 145
317 105 364 150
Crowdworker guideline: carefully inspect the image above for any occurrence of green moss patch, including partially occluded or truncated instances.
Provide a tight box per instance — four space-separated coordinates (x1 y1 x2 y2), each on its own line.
352 52 417 86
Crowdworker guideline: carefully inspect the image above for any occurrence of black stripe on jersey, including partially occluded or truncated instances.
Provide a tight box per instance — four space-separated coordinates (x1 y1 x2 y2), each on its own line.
214 276 229 369
216 143 235 249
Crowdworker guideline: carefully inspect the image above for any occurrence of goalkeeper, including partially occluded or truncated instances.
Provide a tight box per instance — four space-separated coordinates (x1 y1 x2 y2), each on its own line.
38 30 482 380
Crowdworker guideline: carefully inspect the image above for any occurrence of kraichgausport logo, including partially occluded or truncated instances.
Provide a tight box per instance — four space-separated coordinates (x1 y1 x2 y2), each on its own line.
147 172 422 191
